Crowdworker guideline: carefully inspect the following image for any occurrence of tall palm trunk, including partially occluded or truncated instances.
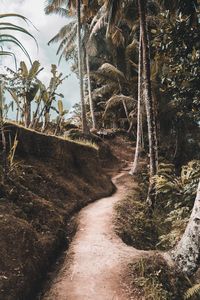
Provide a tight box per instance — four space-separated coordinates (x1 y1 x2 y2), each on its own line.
0 83 7 179
86 52 97 130
138 0 158 205
130 28 143 175
77 0 89 133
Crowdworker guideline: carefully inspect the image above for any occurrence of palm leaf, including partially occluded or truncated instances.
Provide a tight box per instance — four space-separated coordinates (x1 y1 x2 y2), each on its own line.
92 83 119 98
0 22 38 48
55 23 77 55
184 283 200 299
0 34 32 64
103 94 136 117
106 0 123 37
45 7 68 17
90 13 107 38
0 51 17 69
98 63 127 82
48 20 76 44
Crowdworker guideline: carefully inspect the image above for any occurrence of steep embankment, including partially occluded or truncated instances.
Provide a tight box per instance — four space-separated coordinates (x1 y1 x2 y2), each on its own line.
0 123 114 300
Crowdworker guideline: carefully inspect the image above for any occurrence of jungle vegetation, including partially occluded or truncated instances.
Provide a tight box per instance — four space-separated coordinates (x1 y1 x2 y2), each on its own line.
0 0 200 298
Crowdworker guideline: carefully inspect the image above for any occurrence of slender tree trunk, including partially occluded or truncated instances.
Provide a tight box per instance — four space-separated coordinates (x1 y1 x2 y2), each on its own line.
30 98 41 128
86 53 97 130
77 0 89 133
0 83 7 179
24 100 31 128
171 181 200 275
122 99 130 124
130 29 143 175
138 0 158 205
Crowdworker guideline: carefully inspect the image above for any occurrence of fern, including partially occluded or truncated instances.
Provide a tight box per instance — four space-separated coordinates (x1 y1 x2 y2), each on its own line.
155 160 200 249
184 283 200 299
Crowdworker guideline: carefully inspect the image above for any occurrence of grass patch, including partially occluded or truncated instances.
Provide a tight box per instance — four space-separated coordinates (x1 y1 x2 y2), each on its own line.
63 136 99 150
128 254 189 300
114 185 159 250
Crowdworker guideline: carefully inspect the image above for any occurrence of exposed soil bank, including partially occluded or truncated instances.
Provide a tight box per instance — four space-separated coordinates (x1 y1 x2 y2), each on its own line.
40 171 146 300
0 124 114 300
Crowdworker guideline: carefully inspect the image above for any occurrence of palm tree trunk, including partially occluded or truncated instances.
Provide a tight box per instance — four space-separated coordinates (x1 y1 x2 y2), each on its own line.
86 52 97 130
0 83 7 179
130 28 143 175
171 180 200 275
77 0 89 133
138 0 158 205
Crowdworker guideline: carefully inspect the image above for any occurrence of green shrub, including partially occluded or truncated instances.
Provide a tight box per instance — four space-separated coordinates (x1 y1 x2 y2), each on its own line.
153 160 200 250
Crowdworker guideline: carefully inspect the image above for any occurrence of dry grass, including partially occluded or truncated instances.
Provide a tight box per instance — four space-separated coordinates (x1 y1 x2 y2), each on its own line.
127 254 189 300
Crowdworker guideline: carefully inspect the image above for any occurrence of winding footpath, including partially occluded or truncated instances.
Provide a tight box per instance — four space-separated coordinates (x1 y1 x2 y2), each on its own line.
42 170 144 300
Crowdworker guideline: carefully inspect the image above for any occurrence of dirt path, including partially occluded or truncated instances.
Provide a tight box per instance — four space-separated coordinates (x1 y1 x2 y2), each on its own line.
42 169 144 300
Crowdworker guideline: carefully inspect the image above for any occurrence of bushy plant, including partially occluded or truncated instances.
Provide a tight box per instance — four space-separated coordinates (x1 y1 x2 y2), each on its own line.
153 160 200 249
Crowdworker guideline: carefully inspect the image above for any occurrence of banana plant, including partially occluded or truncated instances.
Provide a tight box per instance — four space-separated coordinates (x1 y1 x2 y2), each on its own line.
54 99 68 135
41 64 68 131
6 61 43 127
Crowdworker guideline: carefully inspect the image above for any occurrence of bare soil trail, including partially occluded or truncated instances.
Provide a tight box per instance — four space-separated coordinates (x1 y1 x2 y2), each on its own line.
41 167 146 300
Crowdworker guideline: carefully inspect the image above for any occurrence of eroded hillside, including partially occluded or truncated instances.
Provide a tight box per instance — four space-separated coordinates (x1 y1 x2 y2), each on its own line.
0 124 114 300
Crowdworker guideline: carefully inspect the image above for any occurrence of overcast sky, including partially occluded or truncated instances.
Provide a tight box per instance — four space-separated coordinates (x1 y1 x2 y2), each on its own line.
0 0 79 112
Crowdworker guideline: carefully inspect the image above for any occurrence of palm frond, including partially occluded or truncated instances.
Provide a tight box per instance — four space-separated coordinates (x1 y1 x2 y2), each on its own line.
45 7 68 17
111 28 125 46
92 82 119 98
0 34 32 64
90 13 107 38
103 94 136 117
98 63 127 82
56 24 77 55
44 0 67 15
106 0 123 36
58 42 76 63
0 51 17 69
0 22 38 48
48 20 76 44
184 283 200 299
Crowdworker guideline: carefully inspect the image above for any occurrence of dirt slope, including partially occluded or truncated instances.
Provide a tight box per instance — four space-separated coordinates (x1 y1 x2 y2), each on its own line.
41 169 146 300
0 124 114 300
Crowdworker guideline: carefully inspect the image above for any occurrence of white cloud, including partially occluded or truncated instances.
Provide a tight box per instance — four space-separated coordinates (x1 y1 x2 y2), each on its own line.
0 0 79 111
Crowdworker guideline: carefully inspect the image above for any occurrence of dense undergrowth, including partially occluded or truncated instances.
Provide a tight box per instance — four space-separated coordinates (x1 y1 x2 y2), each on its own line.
115 160 200 299
127 254 190 300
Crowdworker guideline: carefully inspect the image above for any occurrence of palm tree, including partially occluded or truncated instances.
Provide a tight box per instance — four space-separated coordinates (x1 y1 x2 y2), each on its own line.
130 28 143 175
45 0 90 133
138 0 158 191
76 0 89 133
86 52 97 129
0 81 7 179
